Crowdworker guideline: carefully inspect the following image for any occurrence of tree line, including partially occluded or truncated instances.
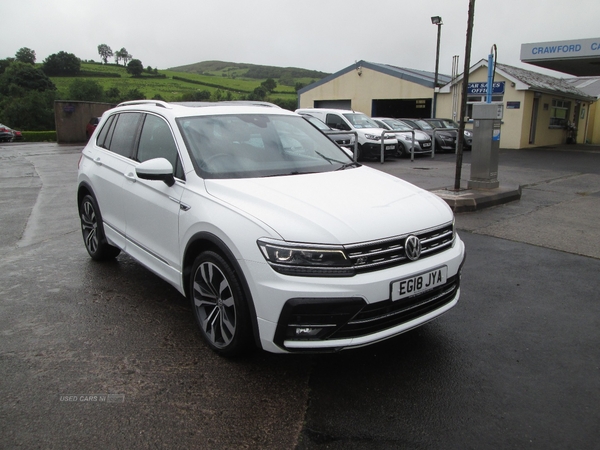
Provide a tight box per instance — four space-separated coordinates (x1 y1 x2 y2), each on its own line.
0 47 152 131
0 46 298 131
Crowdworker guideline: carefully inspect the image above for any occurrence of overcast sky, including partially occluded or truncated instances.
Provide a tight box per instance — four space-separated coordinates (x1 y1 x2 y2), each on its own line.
3 0 598 77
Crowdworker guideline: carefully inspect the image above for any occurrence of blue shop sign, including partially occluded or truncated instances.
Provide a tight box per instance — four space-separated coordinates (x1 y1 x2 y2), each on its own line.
468 81 505 95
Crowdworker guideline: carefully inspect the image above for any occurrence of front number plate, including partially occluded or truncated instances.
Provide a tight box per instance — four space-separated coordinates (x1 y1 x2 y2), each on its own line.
391 267 447 301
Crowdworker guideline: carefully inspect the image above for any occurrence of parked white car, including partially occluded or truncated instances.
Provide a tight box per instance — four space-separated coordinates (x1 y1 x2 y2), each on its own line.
77 100 465 355
295 108 398 161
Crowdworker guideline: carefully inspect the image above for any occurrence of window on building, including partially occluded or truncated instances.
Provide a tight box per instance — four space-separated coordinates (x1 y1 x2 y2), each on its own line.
549 99 570 128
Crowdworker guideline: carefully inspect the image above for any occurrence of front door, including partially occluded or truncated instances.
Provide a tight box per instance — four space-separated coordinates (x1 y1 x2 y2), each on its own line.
122 114 186 286
529 97 539 144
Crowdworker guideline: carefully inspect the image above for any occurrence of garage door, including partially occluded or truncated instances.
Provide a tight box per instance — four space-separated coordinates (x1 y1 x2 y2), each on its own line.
314 100 352 110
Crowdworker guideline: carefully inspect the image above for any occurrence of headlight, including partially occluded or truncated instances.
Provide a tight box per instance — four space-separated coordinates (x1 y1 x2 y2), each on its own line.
364 134 381 141
464 130 472 137
257 238 354 276
400 135 413 141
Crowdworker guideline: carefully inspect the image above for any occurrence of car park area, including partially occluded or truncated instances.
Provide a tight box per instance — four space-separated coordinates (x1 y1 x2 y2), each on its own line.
1 141 599 449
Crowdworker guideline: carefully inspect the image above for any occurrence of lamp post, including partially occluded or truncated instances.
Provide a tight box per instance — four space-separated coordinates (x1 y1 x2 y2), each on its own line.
431 15 443 118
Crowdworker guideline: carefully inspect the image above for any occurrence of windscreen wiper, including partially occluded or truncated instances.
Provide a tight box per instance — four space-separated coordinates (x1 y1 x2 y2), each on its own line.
336 162 361 171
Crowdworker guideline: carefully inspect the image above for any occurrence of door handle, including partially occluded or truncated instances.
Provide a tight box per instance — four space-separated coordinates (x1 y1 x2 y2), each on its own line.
124 172 137 182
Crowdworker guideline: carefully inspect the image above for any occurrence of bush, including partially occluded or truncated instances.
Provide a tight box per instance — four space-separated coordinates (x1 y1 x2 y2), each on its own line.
0 90 56 130
69 79 104 102
21 131 57 142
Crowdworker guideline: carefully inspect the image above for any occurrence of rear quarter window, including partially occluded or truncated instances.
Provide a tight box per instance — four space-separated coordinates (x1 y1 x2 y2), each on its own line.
99 113 143 158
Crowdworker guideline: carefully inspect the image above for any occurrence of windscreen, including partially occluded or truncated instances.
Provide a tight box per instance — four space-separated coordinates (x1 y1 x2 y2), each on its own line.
342 113 379 129
414 119 433 130
177 114 354 179
384 119 413 132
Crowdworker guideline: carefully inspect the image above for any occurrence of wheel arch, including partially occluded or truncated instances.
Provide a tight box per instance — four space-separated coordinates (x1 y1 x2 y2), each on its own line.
77 181 95 208
183 232 262 350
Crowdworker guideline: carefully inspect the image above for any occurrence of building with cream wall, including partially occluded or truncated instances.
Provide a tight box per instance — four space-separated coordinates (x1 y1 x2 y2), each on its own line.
298 59 596 149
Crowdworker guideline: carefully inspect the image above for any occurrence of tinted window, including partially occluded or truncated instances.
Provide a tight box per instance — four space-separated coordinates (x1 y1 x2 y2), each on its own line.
96 115 116 149
108 113 143 157
326 114 348 130
137 114 185 180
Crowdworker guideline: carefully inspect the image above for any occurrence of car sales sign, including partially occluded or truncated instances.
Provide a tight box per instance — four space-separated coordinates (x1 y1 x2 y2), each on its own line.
467 81 505 95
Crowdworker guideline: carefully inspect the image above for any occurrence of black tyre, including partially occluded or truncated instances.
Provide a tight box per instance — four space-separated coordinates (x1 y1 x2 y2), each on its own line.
356 144 364 161
190 251 252 356
79 194 121 261
397 143 409 158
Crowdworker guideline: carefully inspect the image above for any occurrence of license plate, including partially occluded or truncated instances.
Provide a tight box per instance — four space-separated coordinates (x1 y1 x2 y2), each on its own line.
385 145 395 150
391 267 447 301
422 142 431 148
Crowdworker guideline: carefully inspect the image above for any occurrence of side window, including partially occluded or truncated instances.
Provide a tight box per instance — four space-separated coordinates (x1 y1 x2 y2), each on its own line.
108 113 143 158
96 114 116 149
326 114 349 131
137 114 185 180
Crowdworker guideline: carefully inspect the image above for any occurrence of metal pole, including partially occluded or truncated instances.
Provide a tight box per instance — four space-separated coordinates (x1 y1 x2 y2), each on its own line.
487 50 494 103
432 23 442 118
454 0 476 191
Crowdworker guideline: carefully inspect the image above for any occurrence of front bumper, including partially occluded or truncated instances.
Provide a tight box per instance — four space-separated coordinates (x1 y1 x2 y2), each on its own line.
245 235 466 353
362 142 397 158
400 139 433 155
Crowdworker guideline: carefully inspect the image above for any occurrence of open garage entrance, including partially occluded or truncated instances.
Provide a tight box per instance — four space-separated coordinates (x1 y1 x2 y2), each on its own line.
371 99 432 119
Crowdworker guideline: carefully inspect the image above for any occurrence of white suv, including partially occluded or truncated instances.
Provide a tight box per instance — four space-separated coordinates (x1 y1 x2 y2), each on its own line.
295 108 398 161
77 100 465 356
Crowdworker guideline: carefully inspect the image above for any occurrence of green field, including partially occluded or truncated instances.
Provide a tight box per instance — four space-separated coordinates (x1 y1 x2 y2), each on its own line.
49 61 326 104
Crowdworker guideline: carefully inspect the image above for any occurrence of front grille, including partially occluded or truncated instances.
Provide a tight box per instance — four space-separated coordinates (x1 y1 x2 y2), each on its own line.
333 275 459 339
345 222 454 273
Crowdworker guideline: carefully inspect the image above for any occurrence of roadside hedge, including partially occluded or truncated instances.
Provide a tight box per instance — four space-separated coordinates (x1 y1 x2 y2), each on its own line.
20 131 57 142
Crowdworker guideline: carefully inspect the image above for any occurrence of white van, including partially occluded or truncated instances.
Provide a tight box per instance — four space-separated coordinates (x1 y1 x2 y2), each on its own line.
295 108 398 160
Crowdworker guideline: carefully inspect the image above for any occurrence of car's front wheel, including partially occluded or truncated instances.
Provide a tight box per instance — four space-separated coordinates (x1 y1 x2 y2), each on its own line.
397 142 409 158
190 251 252 356
79 194 121 261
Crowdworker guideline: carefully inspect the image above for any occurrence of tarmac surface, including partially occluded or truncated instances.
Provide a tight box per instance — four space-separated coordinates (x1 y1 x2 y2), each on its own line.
0 142 599 449
366 145 600 260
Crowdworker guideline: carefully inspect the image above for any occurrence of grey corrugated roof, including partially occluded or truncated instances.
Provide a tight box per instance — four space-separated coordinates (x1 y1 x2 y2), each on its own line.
564 77 600 98
495 62 591 98
297 60 450 95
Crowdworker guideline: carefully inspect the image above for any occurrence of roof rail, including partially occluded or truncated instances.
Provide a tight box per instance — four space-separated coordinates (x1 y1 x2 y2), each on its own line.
171 101 281 108
116 100 171 109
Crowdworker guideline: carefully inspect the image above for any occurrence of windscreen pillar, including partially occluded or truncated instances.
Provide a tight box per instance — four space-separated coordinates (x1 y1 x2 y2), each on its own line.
468 103 503 189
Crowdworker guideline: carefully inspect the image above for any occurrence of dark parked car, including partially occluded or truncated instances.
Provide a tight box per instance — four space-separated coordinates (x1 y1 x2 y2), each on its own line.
0 124 14 142
400 118 457 153
425 118 472 151
300 113 355 149
86 117 101 139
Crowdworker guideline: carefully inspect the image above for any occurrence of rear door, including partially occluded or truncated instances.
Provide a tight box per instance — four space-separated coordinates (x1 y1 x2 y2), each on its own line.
86 112 143 248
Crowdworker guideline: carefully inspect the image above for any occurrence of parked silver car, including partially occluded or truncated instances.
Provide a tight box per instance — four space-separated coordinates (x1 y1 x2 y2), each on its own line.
372 118 432 157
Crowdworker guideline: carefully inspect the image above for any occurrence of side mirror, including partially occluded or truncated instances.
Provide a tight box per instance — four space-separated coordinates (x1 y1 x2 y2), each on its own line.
136 158 175 187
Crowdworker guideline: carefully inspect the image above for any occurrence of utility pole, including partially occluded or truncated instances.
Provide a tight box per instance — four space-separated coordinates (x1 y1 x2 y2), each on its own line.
454 0 476 190
431 16 443 118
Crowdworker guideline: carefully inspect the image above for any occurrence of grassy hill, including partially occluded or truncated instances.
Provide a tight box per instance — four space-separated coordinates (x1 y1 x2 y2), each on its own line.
49 61 329 106
169 60 329 83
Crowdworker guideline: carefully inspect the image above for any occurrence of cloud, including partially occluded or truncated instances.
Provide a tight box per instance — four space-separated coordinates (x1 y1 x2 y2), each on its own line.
2 0 598 76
